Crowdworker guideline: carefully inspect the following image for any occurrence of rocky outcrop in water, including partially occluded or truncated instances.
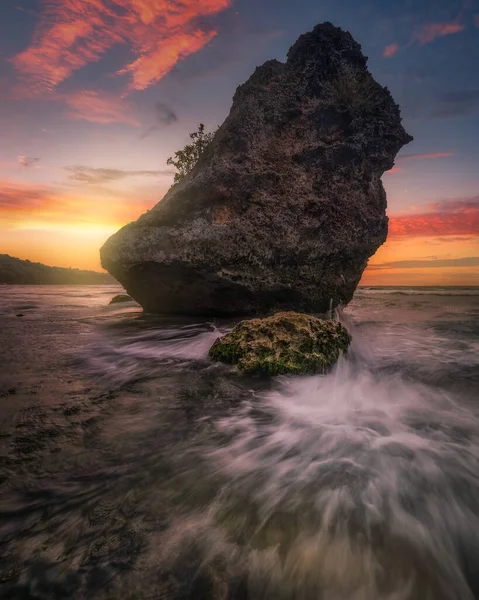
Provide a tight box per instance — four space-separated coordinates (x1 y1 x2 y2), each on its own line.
100 22 412 315
209 312 351 375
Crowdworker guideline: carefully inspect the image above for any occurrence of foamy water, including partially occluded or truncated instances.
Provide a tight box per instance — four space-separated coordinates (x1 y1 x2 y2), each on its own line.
1 285 478 599
206 334 479 599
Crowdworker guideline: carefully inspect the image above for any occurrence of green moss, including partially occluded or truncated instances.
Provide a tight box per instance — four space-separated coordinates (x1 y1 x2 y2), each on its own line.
209 340 244 364
209 311 351 376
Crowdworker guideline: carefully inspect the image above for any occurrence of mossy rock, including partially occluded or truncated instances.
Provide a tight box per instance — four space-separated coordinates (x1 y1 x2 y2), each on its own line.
109 294 133 304
209 311 351 376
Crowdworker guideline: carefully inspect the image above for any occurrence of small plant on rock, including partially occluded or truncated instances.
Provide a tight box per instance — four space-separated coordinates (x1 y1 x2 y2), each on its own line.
167 123 215 185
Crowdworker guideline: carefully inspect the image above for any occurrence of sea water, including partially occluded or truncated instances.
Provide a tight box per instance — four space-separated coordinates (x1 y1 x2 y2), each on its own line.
0 285 478 599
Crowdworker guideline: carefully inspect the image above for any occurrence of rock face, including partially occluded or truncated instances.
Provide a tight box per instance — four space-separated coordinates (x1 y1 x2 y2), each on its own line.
101 22 412 316
209 312 351 375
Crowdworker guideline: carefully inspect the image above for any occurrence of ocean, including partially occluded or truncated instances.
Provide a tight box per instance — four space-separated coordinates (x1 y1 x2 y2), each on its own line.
0 285 478 600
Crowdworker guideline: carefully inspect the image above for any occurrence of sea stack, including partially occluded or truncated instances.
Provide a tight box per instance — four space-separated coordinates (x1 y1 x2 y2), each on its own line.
101 22 412 315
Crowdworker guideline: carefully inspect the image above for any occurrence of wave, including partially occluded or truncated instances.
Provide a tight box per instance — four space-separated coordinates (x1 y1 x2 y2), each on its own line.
200 332 479 599
75 322 222 386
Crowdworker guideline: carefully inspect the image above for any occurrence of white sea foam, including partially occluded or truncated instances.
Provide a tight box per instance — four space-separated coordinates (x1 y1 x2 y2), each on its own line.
205 324 479 599
78 324 222 385
58 285 479 597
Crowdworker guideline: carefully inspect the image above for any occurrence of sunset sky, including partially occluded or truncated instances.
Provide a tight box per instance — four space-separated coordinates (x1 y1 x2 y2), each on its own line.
0 0 478 286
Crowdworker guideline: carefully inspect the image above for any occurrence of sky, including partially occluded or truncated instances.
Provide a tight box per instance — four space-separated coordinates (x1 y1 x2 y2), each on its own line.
0 0 478 286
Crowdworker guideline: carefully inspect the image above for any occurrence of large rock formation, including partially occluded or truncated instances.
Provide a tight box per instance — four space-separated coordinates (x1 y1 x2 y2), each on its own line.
101 22 412 315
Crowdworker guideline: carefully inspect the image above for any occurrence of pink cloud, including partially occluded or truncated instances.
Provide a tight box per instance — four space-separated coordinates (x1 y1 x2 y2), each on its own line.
0 178 157 225
118 28 217 91
383 43 400 58
11 0 232 94
389 197 479 238
59 90 140 126
383 20 464 60
413 22 464 45
17 156 41 168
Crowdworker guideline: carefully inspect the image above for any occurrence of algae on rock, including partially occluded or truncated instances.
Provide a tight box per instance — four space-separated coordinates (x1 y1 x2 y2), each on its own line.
209 312 351 376
109 294 133 304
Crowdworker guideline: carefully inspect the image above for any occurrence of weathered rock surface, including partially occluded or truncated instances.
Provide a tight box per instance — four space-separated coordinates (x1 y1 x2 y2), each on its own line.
209 312 351 375
101 22 412 315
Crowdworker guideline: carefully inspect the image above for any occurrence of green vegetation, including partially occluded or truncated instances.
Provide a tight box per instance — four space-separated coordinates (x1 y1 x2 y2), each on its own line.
167 123 215 184
0 254 115 285
209 311 351 376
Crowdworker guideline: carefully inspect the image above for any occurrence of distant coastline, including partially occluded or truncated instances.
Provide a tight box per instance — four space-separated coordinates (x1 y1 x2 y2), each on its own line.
0 255 116 285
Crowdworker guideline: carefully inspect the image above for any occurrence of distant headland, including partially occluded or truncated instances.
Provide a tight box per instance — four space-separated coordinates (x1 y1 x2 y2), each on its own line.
0 255 116 285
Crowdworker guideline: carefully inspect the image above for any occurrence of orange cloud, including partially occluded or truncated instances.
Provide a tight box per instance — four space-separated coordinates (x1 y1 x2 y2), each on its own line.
385 167 402 174
368 256 479 270
118 29 217 91
60 90 140 126
389 197 479 238
383 21 463 58
11 0 231 94
0 181 52 213
0 176 166 270
361 233 479 285
0 178 157 227
383 43 400 58
413 22 464 44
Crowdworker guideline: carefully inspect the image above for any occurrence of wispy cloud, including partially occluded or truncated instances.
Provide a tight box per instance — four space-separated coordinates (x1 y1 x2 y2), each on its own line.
11 0 231 94
154 102 178 126
383 20 464 58
412 22 464 44
389 197 479 238
0 181 51 212
59 90 140 126
18 156 40 168
0 178 158 226
429 236 479 244
383 43 400 58
368 256 479 270
65 166 172 185
140 102 178 139
118 28 218 92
